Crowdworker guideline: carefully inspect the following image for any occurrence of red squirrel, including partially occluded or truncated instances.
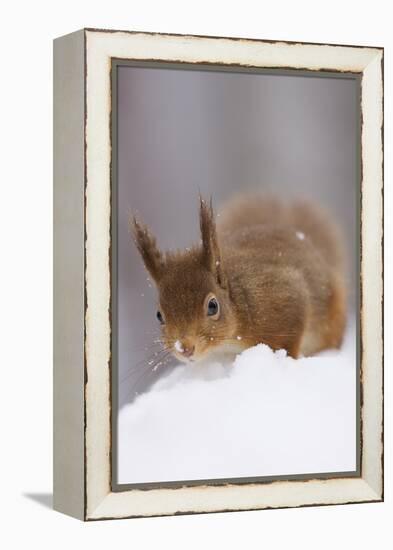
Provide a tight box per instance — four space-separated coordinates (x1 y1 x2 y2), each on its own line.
133 194 346 362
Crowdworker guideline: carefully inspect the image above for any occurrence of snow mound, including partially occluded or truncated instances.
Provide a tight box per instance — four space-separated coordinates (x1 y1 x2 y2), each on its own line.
118 321 357 484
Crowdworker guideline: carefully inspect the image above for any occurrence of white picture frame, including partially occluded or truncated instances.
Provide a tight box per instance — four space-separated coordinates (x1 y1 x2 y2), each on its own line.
53 28 383 520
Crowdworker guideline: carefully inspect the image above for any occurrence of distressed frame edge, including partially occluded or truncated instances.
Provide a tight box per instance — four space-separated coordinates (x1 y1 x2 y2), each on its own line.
359 48 384 499
87 479 381 521
83 26 384 53
83 29 383 521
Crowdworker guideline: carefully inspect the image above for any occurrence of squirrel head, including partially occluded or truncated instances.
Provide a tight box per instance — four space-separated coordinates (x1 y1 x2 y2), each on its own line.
133 197 239 363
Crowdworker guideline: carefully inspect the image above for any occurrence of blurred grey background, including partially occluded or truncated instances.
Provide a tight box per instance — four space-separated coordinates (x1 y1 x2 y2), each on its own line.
116 65 359 407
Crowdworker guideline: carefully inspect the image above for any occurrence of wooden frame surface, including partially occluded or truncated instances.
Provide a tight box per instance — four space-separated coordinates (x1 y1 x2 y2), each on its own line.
53 28 383 521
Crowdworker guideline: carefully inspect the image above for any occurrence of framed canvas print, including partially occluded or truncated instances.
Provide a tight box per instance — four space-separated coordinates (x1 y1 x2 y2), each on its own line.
53 28 384 520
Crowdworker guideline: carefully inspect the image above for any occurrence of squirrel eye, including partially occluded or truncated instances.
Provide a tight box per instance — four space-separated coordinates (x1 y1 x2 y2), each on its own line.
156 310 165 325
207 297 219 317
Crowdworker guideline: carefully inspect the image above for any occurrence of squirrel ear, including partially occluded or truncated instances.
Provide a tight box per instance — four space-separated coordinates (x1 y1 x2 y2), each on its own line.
132 217 164 282
199 196 227 288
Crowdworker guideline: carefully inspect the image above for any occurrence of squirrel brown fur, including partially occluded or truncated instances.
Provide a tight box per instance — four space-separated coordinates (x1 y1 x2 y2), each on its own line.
133 194 347 362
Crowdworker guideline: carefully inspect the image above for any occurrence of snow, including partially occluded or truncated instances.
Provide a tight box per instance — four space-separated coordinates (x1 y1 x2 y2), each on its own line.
174 340 184 353
117 320 357 484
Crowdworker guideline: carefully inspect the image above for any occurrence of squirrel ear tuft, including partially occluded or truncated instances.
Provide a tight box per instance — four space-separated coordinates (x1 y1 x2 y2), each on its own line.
132 217 164 282
199 196 227 288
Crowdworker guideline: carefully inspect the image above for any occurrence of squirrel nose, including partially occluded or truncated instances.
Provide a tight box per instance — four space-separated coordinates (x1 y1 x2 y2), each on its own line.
174 339 195 358
182 345 195 358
